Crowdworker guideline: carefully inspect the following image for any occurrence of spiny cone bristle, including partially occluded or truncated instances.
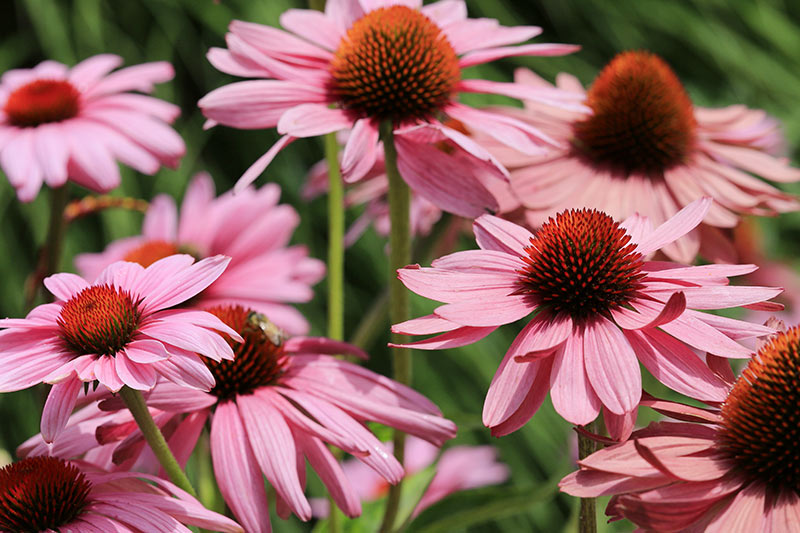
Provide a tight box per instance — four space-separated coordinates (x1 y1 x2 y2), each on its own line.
58 284 142 356
329 5 460 125
204 305 288 400
5 79 81 127
719 326 800 493
0 457 91 532
572 50 696 177
518 209 645 319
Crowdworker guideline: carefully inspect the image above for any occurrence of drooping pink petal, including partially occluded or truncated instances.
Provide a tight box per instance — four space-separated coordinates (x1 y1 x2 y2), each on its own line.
636 197 712 256
41 377 82 443
473 214 532 256
626 329 729 402
211 401 272 533
582 316 641 415
549 326 602 426
237 393 312 521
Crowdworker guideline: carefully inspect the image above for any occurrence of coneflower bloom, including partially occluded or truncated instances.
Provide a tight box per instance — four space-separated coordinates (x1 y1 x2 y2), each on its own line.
0 55 185 201
560 325 800 532
313 435 509 518
79 305 457 533
0 255 241 442
495 51 800 263
199 0 582 217
393 198 781 439
0 456 242 532
75 173 324 334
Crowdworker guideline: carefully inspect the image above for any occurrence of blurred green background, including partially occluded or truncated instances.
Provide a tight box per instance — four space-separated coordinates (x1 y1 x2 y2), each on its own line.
1 0 799 531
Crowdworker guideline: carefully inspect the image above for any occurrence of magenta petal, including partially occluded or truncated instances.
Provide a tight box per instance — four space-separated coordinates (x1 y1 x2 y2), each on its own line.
483 314 570 427
486 356 553 437
142 195 177 241
389 325 497 350
123 339 170 363
43 273 89 302
341 118 379 183
473 214 532 256
299 435 362 518
582 317 641 415
658 312 753 358
705 483 766 533
41 377 82 443
611 291 686 330
391 314 458 335
237 393 312 521
549 326 602 426
140 255 231 312
398 266 519 304
626 329 729 402
459 43 581 68
95 355 124 393
434 296 532 327
283 336 368 360
114 352 158 390
765 490 800 533
603 407 637 442
277 104 352 137
559 469 669 498
636 197 712 256
210 402 272 533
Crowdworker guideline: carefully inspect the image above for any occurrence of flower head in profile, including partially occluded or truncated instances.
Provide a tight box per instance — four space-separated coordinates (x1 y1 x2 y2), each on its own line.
394 198 781 439
199 0 582 217
0 456 242 532
313 435 509 519
75 173 324 334
0 255 241 442
560 325 800 532
495 50 800 263
0 55 185 201
52 305 456 533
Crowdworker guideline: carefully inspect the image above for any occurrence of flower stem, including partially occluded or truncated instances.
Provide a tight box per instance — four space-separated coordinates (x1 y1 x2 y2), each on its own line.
324 132 345 343
322 131 346 533
25 185 69 309
119 386 198 498
577 421 598 533
378 120 412 533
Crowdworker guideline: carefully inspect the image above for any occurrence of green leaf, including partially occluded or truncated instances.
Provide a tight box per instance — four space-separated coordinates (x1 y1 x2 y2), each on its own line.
408 483 556 533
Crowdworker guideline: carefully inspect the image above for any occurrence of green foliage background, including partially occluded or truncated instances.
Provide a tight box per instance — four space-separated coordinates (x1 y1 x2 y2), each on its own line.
1 0 798 531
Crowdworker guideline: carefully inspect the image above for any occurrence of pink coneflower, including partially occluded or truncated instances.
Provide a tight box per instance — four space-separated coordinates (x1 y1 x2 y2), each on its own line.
393 198 781 439
75 173 324 334
80 305 456 533
0 456 242 532
313 435 509 518
0 55 185 202
0 255 241 442
199 0 582 217
560 325 800 532
495 50 800 263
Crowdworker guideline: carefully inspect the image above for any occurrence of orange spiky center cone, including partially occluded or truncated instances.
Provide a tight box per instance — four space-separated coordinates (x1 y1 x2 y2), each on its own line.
719 326 800 493
572 50 697 177
204 305 289 401
517 209 646 320
58 284 142 356
329 5 460 125
5 79 81 127
0 457 92 532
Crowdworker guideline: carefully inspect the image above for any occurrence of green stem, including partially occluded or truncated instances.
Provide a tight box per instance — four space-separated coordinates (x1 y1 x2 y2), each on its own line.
25 185 69 309
324 132 345 343
323 131 346 532
577 421 598 533
378 121 412 533
119 387 198 498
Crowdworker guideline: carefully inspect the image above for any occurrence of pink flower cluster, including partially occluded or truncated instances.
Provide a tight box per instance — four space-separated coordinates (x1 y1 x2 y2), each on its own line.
0 1 799 532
